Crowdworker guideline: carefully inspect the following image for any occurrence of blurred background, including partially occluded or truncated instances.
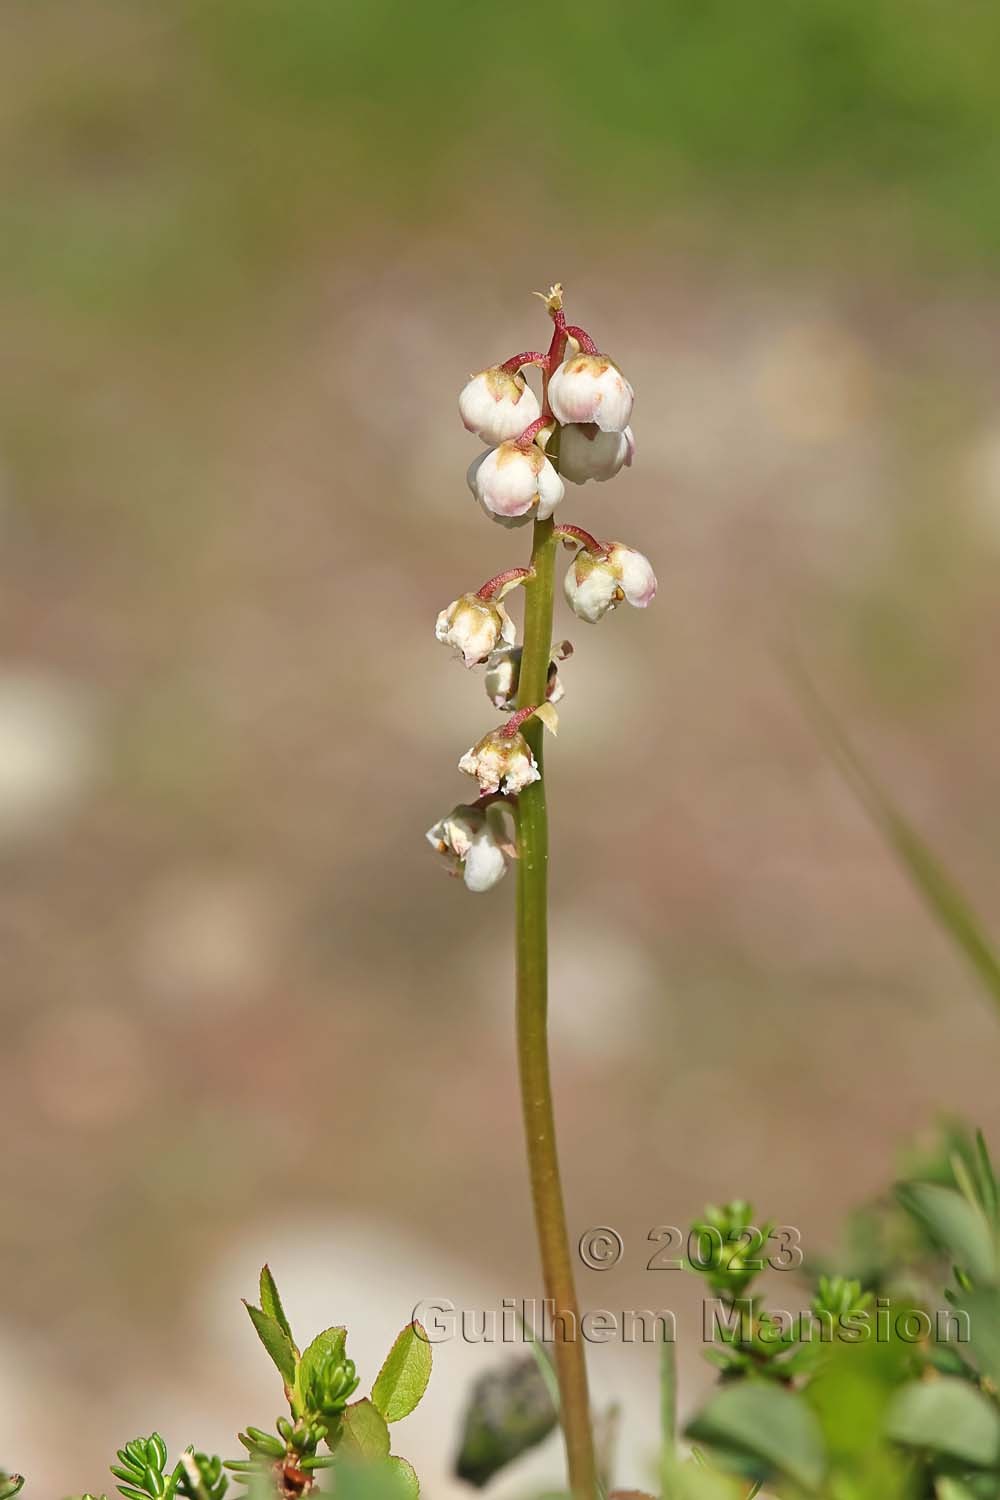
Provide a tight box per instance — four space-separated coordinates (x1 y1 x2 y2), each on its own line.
4 0 1000 1493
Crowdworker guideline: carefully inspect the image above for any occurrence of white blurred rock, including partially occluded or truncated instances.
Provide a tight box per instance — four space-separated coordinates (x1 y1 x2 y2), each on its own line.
0 674 99 844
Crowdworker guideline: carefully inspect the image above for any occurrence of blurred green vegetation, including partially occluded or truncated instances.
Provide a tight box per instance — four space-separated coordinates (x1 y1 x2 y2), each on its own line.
4 0 1000 335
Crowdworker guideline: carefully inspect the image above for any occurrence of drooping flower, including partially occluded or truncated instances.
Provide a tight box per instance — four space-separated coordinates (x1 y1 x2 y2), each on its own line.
548 353 634 432
559 423 635 485
458 727 540 796
468 442 564 525
459 366 541 446
426 802 515 893
436 593 516 668
484 643 570 712
564 542 657 624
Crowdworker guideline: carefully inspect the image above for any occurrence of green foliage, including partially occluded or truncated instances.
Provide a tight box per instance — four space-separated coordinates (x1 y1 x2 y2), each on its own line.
886 1378 1000 1467
370 1325 432 1425
687 1384 826 1490
454 1356 558 1488
689 1202 775 1302
29 1267 432 1500
243 1304 298 1392
895 1181 997 1286
293 1327 359 1422
339 1401 391 1461
683 1130 1000 1499
106 1436 227 1500
228 1267 430 1493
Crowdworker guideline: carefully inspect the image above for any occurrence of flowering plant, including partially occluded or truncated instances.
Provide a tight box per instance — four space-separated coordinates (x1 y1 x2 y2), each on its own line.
429 284 654 1496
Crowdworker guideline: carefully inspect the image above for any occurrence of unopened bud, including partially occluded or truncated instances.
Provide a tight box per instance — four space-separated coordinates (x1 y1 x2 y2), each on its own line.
459 367 541 445
468 442 564 526
548 353 634 432
564 543 656 623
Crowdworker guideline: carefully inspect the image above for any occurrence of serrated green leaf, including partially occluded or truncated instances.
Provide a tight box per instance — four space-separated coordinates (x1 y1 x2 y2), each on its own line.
887 1377 1000 1466
259 1266 294 1345
895 1183 997 1284
371 1324 432 1424
332 1456 419 1500
686 1384 826 1491
386 1457 419 1499
244 1301 298 1388
340 1400 391 1460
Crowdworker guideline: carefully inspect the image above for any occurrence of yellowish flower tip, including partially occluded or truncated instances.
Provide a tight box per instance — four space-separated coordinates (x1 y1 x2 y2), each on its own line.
532 282 564 317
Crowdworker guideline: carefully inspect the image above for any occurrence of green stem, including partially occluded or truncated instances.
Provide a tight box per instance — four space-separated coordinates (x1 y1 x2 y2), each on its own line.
515 427 598 1500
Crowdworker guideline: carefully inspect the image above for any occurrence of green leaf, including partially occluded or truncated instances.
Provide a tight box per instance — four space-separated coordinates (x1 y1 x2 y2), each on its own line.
340 1400 391 1460
686 1384 826 1491
936 1480 981 1500
895 1182 997 1283
789 660 1000 1016
371 1324 432 1424
332 1456 420 1500
294 1325 347 1414
259 1266 294 1345
244 1301 298 1388
386 1457 419 1499
951 1288 1000 1386
886 1377 1000 1466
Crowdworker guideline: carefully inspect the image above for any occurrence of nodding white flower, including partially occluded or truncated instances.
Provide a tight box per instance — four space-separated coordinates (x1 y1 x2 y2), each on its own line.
468 442 564 525
484 644 569 712
564 543 657 624
426 802 514 893
548 354 634 432
559 423 635 485
436 593 516 668
459 367 541 446
459 728 540 796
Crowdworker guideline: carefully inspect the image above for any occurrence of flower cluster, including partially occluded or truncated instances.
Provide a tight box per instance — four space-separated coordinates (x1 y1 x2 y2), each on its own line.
428 285 656 893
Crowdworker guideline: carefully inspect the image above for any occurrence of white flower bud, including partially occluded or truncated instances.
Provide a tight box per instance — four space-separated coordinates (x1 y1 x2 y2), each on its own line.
458 728 540 796
484 645 568 712
426 802 513 893
548 354 634 432
559 423 635 485
564 543 657 624
435 593 516 668
467 442 565 525
459 366 541 445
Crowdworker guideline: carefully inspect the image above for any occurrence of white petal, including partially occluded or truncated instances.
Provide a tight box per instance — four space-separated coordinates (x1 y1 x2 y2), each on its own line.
459 368 540 445
611 545 657 608
558 424 632 485
564 558 619 623
463 830 508 892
